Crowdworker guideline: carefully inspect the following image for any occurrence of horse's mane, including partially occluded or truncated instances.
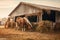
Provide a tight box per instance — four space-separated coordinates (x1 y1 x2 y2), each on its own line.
23 17 32 27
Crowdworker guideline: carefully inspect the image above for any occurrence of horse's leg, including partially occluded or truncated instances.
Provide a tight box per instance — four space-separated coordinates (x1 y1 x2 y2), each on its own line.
4 23 6 28
5 23 9 29
15 22 18 30
4 22 7 28
22 28 23 31
5 25 7 28
23 25 26 31
21 24 26 31
6 22 9 28
21 26 23 31
14 22 16 29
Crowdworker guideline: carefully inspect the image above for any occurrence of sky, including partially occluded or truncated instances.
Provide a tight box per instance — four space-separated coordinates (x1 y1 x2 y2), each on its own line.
0 0 60 18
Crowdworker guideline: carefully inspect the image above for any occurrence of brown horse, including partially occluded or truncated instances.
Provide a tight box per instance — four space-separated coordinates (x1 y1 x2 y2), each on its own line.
5 18 11 28
15 17 24 31
10 19 16 28
5 18 16 28
16 17 32 31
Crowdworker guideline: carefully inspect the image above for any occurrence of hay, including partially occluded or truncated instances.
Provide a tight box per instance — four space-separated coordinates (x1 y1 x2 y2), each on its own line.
36 20 53 32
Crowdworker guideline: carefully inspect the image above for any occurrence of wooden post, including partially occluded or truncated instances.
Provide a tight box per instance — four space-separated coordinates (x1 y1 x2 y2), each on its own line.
38 10 43 22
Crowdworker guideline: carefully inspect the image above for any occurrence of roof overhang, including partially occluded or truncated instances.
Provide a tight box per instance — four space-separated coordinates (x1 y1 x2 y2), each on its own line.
8 2 60 16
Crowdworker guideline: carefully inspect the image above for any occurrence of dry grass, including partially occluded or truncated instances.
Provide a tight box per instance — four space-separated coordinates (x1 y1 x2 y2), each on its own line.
0 28 60 40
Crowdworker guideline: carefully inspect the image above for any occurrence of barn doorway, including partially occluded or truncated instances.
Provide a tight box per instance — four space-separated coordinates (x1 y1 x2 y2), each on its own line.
27 15 37 22
42 10 56 22
15 15 25 22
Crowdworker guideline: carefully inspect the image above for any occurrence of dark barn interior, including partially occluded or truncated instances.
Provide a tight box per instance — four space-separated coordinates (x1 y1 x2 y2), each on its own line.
42 10 56 22
15 15 25 22
27 15 37 22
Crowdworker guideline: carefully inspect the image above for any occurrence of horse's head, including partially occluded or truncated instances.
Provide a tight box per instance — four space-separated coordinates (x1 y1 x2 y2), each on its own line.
16 17 21 23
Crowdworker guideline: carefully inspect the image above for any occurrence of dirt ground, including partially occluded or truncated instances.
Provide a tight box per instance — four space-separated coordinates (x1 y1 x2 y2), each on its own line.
0 26 60 40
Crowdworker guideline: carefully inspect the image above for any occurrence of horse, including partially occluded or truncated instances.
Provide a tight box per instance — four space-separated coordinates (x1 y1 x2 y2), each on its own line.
10 19 16 28
15 17 32 31
23 17 32 31
15 17 24 31
5 18 16 29
5 18 11 28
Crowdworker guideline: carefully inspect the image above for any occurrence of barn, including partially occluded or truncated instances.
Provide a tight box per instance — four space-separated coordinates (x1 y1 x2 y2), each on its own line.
8 2 60 27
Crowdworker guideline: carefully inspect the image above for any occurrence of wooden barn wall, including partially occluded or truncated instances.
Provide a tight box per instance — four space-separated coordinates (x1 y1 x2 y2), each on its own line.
10 4 42 19
56 12 60 23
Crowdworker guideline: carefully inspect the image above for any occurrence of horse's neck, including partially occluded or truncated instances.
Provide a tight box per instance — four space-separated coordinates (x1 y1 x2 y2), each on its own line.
20 18 24 22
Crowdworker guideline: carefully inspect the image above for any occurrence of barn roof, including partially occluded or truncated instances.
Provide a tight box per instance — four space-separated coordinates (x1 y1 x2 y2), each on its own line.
9 2 60 16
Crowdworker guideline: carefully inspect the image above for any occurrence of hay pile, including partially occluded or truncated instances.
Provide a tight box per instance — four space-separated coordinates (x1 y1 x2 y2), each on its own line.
36 20 53 32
